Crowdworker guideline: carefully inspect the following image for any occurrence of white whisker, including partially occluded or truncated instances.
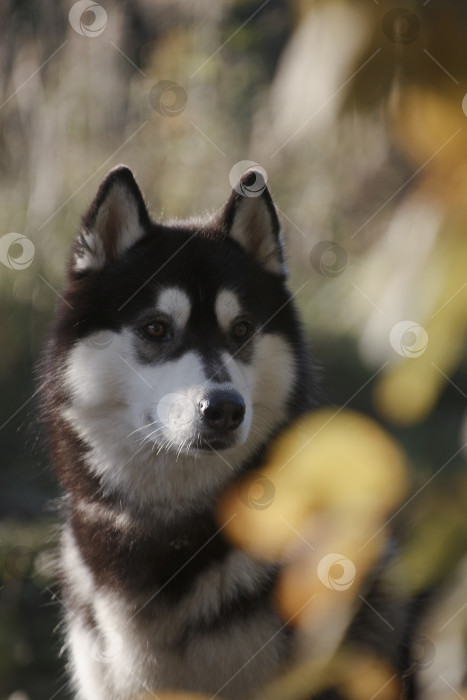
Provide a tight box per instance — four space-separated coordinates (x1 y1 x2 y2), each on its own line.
127 420 159 438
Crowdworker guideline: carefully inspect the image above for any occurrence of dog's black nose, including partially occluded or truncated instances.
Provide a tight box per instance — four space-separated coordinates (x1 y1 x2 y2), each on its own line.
199 392 245 431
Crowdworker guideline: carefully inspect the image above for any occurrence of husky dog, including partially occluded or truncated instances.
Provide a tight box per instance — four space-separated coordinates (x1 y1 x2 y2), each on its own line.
41 167 413 699
41 166 318 699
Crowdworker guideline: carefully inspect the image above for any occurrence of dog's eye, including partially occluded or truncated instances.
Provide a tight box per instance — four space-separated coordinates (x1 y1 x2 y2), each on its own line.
143 322 167 339
232 321 251 340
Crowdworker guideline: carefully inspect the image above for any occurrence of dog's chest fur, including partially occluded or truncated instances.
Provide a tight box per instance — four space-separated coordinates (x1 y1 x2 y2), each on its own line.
62 497 291 700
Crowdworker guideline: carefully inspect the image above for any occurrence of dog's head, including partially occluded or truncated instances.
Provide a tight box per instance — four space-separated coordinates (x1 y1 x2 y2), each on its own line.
51 166 309 506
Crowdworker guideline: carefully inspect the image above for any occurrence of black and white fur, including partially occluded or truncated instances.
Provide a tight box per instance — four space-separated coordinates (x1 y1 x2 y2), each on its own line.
41 166 318 699
41 167 415 699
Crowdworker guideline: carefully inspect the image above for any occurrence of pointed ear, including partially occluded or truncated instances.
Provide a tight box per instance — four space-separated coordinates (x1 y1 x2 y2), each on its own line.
221 170 286 276
71 165 151 274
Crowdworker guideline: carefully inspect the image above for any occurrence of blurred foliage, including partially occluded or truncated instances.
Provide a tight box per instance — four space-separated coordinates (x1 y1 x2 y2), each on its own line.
0 0 466 698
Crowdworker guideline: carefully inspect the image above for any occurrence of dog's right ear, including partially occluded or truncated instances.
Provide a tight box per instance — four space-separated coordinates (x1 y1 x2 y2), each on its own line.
221 170 286 277
71 165 150 274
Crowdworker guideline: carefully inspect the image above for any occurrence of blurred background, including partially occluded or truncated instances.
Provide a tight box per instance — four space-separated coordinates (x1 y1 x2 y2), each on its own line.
0 0 466 698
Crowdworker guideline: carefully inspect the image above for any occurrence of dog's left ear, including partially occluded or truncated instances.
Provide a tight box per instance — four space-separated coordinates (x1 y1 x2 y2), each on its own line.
221 170 286 276
71 165 150 274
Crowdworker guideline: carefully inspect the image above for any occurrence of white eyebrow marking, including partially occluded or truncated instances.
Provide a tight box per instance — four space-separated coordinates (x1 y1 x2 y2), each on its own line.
156 287 191 328
215 289 242 331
